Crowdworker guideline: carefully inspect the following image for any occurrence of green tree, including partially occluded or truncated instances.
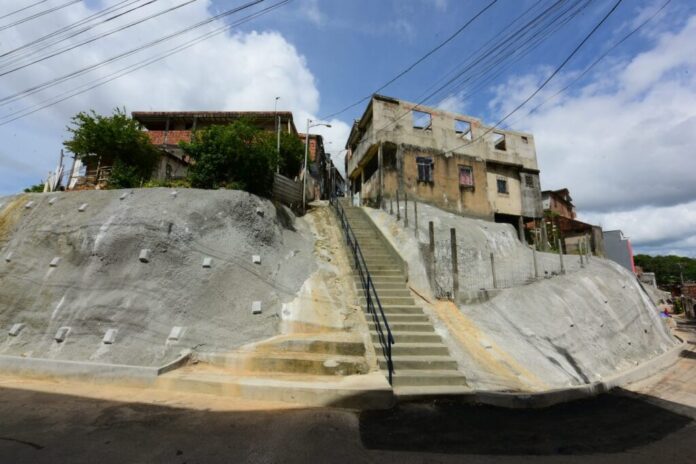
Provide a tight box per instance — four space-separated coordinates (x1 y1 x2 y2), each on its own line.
23 183 44 193
634 254 696 286
63 108 160 188
181 120 281 195
274 131 305 178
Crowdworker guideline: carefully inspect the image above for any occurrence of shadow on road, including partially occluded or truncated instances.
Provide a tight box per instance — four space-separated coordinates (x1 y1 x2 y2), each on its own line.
359 390 694 455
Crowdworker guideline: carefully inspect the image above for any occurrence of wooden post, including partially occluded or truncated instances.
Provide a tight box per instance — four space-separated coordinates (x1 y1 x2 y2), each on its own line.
429 221 435 254
517 216 525 242
414 200 419 239
580 240 585 268
450 228 459 301
404 191 409 228
490 252 497 289
378 143 383 205
557 238 565 274
429 221 435 291
389 197 393 215
533 248 538 279
396 191 400 221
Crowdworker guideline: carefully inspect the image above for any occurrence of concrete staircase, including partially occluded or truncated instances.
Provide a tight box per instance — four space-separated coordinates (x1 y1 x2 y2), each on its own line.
341 205 468 397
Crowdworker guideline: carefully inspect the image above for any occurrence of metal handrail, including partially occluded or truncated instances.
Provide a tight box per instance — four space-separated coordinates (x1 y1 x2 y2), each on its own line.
330 195 395 384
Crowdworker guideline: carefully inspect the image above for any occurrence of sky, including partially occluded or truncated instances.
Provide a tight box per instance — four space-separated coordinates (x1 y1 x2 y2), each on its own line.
0 0 695 257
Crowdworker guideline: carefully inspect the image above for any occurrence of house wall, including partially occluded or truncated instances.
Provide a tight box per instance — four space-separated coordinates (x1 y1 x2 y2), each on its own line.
153 153 189 181
604 230 635 273
486 163 522 217
347 96 542 220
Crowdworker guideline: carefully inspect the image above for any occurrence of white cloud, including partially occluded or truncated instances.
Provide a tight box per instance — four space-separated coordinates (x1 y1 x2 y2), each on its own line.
0 0 344 193
427 0 448 13
436 92 468 114
581 200 696 257
297 0 326 26
489 14 696 256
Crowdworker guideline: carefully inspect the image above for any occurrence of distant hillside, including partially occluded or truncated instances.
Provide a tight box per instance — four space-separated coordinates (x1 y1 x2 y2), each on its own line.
634 254 696 286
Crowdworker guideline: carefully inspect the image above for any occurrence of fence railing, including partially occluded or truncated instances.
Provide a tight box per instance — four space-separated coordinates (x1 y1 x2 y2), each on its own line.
330 195 394 384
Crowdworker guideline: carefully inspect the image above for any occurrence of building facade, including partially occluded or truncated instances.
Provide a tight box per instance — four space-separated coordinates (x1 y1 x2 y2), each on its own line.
603 230 635 273
542 188 576 219
132 111 298 180
345 95 542 229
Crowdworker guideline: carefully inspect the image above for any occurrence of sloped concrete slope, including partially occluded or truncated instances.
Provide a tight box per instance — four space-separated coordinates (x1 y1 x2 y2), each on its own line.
363 204 680 391
0 189 314 367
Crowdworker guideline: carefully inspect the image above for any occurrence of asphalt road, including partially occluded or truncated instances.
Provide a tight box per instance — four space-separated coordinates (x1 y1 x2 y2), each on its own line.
0 325 693 464
0 385 693 463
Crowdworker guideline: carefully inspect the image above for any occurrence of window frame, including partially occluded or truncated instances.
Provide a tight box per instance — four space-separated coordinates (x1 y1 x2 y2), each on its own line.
416 156 434 183
458 165 474 188
496 177 509 195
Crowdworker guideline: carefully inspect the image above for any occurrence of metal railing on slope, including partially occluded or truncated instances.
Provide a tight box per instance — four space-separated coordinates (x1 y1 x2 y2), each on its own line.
330 195 395 385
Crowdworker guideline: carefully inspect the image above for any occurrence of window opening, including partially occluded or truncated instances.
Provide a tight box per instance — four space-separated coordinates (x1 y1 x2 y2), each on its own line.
497 177 508 194
524 174 534 188
492 132 506 151
416 157 434 182
455 120 472 141
412 110 432 130
521 136 529 144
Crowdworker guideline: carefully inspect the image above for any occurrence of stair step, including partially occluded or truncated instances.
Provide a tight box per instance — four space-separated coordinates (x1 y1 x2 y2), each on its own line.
389 369 468 387
368 322 434 332
391 343 450 356
371 305 424 314
379 356 459 371
200 351 368 376
373 332 442 343
381 314 429 323
355 283 411 301
361 296 415 306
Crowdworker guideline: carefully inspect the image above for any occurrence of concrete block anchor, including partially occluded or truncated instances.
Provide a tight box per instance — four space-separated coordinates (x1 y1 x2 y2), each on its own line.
202 257 212 268
170 191 178 198
252 255 261 264
5 252 13 263
102 329 117 345
252 301 262 315
9 323 25 337
78 203 88 212
139 249 151 263
24 201 34 209
49 257 61 267
48 197 57 205
54 327 70 343
119 192 128 200
167 326 184 342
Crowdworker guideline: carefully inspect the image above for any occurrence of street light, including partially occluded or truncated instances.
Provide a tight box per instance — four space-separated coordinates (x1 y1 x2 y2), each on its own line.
303 118 331 212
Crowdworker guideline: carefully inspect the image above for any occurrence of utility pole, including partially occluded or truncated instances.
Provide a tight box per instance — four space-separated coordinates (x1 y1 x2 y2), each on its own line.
275 97 280 173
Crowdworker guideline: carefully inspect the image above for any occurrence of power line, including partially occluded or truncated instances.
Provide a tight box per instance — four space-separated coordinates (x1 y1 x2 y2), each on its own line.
505 0 673 128
443 0 623 156
0 0 197 77
0 0 291 126
0 0 265 107
346 0 585 150
321 0 499 121
0 0 50 21
0 0 81 32
0 0 149 62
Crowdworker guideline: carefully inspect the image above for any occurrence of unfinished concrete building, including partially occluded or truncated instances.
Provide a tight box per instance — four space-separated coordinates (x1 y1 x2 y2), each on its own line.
345 95 542 231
